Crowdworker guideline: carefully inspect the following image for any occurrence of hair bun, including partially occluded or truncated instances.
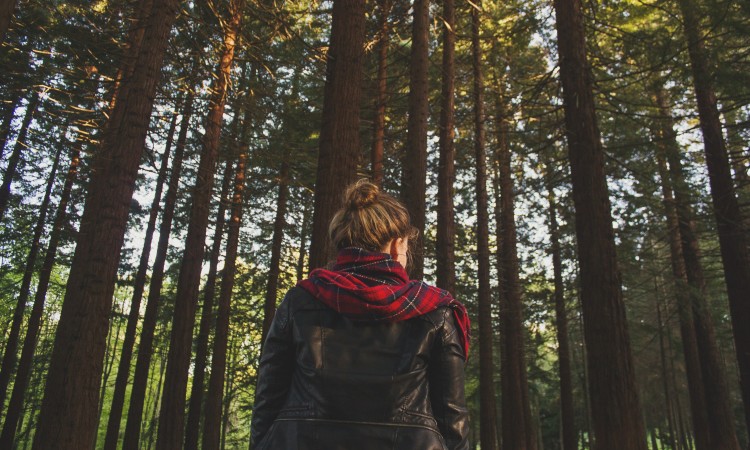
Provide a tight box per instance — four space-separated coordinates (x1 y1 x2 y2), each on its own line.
345 180 379 210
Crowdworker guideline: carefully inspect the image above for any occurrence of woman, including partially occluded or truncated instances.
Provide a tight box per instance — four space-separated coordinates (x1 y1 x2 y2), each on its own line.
251 180 470 450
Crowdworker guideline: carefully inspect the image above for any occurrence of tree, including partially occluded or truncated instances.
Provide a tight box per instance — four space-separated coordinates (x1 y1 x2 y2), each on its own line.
551 0 648 447
31 0 182 446
308 0 366 269
399 0 429 278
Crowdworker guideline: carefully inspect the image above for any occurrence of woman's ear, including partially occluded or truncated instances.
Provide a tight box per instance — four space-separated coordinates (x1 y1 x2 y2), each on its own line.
387 238 399 259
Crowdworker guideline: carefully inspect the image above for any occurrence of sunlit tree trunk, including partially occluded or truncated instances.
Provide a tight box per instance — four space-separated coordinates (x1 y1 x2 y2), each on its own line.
31 0 181 446
552 0 648 447
156 1 242 445
436 0 456 294
399 0 429 278
183 159 234 450
103 97 181 450
370 0 389 187
0 143 80 447
308 0 365 270
122 91 194 450
202 146 248 450
471 5 498 449
677 0 750 433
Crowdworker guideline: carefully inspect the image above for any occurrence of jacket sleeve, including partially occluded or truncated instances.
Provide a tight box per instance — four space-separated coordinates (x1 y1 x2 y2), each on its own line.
250 291 296 448
429 308 470 450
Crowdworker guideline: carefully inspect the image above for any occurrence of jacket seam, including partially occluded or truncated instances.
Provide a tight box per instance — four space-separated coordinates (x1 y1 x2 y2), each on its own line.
273 417 443 434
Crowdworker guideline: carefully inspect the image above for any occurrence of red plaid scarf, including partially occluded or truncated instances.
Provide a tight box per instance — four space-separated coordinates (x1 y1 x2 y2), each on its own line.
297 248 470 360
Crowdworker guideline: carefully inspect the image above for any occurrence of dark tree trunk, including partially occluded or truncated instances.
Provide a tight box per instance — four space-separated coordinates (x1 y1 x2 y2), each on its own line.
156 2 242 445
546 170 577 450
496 91 535 450
31 0 180 445
552 0 648 448
436 0 456 295
0 0 17 42
262 161 289 344
677 0 750 434
0 142 62 411
183 159 234 450
651 90 712 450
0 92 39 221
653 84 742 449
370 0 389 187
308 0 365 270
122 91 194 450
0 94 21 159
108 0 154 111
103 96 181 450
471 5 498 449
202 146 248 450
399 0 429 279
0 143 80 447
653 290 678 450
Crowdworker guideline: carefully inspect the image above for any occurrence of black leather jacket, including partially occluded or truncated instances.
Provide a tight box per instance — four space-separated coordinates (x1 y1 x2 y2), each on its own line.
251 286 469 450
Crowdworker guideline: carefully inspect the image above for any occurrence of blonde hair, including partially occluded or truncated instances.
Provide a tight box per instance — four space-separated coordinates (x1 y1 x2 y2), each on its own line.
329 180 418 253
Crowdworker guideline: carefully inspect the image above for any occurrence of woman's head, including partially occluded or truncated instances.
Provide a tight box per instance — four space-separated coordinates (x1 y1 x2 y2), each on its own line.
329 180 418 261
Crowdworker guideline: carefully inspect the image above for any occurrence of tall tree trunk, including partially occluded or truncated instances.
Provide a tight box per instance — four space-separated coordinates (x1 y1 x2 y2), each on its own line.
653 287 679 450
370 0 390 187
0 142 61 410
31 0 180 446
121 91 194 450
0 143 80 447
262 161 289 344
0 92 39 221
202 145 248 450
552 0 648 448
651 95 712 450
108 0 154 111
653 84 742 449
677 0 750 433
436 0 456 294
399 0 429 279
471 5 498 449
496 87 535 450
156 2 242 445
0 0 17 43
0 94 21 159
308 0 365 270
103 97 181 450
183 159 234 450
95 299 126 444
546 170 576 450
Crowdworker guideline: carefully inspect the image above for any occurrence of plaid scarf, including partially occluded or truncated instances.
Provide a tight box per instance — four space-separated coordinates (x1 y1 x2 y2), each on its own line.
297 248 470 360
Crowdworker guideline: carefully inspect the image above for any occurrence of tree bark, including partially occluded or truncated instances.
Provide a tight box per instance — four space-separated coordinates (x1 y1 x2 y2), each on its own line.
546 170 577 450
183 159 234 450
202 145 248 450
0 94 21 159
0 92 40 221
31 0 180 445
436 0 456 295
122 91 194 450
0 0 17 42
0 143 80 447
399 0 429 279
296 200 310 282
262 161 289 344
308 0 365 270
471 5 498 449
156 1 242 445
370 0 390 187
0 142 62 411
496 87 535 450
552 0 648 447
103 96 181 450
677 0 750 434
